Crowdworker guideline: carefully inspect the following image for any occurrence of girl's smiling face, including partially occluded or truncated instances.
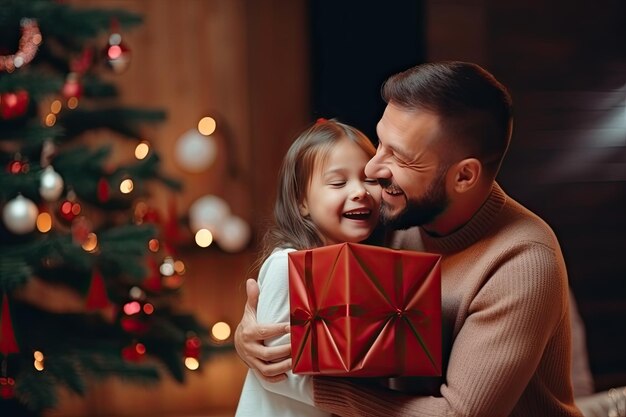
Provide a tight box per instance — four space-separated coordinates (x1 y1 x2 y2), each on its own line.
300 137 381 245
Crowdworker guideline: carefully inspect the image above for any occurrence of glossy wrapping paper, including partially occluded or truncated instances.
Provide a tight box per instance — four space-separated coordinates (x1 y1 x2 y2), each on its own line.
288 242 442 377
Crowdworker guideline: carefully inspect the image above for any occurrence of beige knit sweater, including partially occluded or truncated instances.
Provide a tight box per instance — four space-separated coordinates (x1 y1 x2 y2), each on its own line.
313 184 583 417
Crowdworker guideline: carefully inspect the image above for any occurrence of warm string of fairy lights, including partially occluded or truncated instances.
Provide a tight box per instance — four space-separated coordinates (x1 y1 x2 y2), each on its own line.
0 18 42 73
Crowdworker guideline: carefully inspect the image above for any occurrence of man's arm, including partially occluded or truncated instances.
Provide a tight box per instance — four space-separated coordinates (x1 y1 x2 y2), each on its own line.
234 278 291 383
312 244 569 416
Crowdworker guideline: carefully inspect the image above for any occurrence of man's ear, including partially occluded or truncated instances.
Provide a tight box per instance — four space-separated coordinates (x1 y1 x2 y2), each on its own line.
450 158 481 193
299 199 309 217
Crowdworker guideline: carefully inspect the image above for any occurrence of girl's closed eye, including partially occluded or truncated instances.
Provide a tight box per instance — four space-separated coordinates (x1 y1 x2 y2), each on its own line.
364 178 378 184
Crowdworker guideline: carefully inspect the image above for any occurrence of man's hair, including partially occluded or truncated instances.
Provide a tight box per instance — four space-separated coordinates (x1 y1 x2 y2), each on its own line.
381 61 513 177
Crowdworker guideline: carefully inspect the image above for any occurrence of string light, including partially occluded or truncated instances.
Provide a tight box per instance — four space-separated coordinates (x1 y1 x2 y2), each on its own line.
135 141 150 160
197 116 216 136
0 19 42 72
123 300 141 315
67 96 78 109
44 113 56 127
50 100 62 114
143 303 154 315
159 257 175 276
120 178 134 194
129 286 144 300
33 350 45 371
36 212 52 233
81 232 98 252
184 357 200 370
211 322 231 341
148 238 160 252
173 260 186 275
195 229 213 247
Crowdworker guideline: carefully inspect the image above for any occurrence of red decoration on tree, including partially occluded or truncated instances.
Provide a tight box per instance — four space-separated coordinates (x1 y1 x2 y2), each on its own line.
144 207 160 224
103 18 132 74
183 334 201 359
61 72 83 100
70 47 94 75
0 376 15 399
85 269 110 311
0 90 29 119
143 256 162 292
120 291 152 335
6 158 29 174
0 293 19 355
97 177 110 202
59 199 81 222
121 341 146 362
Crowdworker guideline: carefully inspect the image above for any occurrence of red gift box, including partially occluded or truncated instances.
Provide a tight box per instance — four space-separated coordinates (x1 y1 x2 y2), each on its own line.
289 242 442 377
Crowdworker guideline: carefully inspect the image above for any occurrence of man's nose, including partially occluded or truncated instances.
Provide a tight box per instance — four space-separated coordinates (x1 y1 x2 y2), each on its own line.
365 154 389 179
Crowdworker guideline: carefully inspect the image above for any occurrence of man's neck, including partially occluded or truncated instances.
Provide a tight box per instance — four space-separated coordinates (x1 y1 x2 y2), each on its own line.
423 183 493 237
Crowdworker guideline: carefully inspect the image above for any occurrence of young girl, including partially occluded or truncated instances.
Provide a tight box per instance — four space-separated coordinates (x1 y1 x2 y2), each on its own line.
235 119 381 417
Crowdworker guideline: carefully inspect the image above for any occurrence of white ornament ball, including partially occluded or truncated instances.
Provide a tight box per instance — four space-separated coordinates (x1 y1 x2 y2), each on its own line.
174 129 217 173
188 195 230 233
39 166 65 202
216 215 251 253
2 194 39 234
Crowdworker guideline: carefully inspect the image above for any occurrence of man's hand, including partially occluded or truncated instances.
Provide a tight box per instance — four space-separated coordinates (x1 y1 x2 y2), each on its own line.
235 278 292 382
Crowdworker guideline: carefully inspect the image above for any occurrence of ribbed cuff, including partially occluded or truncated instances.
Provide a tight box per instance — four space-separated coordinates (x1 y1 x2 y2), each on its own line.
313 377 403 417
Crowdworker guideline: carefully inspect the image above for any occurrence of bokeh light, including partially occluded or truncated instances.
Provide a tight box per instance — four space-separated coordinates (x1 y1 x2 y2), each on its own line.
184 357 200 370
195 228 213 247
36 212 52 233
50 100 62 114
211 321 231 341
197 116 216 136
135 141 150 160
120 178 134 194
81 232 98 252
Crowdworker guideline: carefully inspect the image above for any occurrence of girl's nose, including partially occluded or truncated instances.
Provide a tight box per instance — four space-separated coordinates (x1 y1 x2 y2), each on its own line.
351 183 368 201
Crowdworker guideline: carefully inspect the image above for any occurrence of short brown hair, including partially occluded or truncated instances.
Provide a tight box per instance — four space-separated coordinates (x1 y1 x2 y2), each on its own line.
381 61 513 177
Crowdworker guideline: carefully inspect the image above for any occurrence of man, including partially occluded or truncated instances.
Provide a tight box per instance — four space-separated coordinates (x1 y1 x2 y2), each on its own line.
235 61 583 416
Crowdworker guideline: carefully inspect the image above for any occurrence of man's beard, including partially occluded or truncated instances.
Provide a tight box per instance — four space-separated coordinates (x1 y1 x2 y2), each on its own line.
379 168 449 231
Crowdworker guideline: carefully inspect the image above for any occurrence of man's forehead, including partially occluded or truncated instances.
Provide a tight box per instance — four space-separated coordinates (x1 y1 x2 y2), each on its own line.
377 105 441 147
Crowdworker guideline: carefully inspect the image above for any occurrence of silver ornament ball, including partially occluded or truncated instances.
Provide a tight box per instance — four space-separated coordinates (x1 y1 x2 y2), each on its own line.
39 166 64 202
2 194 39 234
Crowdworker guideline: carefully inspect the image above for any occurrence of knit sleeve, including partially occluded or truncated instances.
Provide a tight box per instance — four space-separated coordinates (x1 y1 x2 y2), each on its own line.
314 243 569 417
255 249 317 406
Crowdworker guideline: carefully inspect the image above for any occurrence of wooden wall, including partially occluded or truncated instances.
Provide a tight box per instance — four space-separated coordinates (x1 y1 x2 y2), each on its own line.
428 0 626 392
51 1 310 416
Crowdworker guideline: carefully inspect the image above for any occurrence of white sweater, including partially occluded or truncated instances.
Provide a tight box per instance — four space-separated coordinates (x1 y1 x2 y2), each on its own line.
235 248 331 417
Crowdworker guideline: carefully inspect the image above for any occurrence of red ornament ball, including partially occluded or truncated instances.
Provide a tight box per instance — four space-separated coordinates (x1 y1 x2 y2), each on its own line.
0 376 15 399
59 199 81 222
0 90 29 119
184 335 202 359
103 34 132 74
61 72 83 100
122 341 146 362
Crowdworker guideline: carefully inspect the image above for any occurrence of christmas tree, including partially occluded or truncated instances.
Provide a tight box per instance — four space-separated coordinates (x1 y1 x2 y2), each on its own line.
0 1 219 415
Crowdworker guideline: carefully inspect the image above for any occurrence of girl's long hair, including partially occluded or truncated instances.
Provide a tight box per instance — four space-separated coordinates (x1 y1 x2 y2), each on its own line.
249 119 377 276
